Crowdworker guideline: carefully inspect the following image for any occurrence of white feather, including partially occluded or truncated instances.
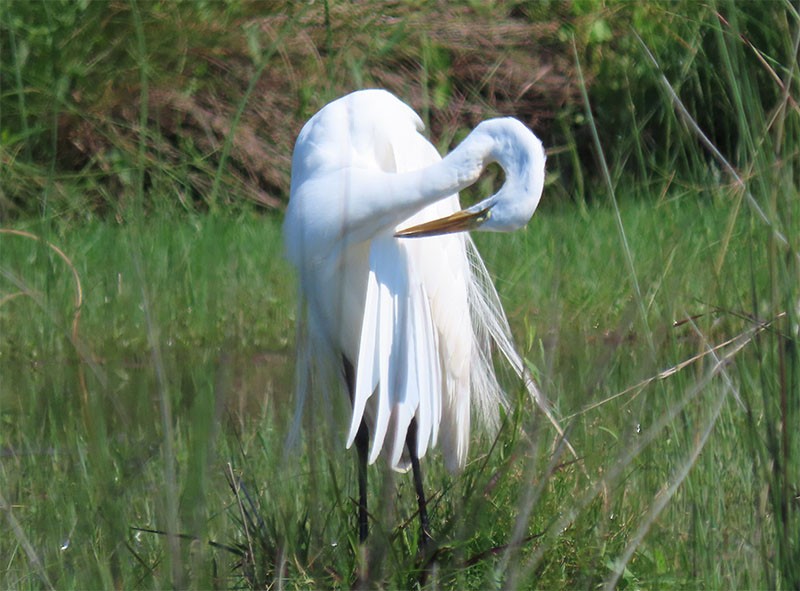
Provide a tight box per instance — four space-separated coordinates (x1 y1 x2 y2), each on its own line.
346 261 379 449
369 240 397 464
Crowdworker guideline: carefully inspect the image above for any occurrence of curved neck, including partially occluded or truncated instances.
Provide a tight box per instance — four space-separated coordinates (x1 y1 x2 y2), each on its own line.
287 118 541 259
329 124 500 245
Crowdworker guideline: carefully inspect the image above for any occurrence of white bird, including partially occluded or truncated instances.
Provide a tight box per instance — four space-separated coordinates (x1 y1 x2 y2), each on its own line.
284 89 557 546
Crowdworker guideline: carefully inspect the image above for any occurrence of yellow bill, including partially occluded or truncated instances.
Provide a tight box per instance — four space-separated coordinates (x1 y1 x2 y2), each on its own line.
394 205 492 238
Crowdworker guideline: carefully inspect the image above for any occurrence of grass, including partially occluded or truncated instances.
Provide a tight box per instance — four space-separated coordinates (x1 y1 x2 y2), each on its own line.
1 190 794 588
2 1 799 589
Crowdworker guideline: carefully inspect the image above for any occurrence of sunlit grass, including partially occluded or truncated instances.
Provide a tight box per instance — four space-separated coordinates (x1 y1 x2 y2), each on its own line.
2 184 792 588
0 215 294 588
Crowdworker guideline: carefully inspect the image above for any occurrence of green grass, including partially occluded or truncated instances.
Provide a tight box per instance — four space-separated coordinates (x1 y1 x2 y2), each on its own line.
2 1 799 589
2 189 795 588
0 214 295 588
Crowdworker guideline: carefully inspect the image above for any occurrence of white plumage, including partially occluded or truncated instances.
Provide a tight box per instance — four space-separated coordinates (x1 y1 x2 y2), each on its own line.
284 89 550 474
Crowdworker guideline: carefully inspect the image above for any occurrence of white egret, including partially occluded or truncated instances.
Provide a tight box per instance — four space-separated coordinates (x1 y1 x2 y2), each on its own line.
284 89 558 546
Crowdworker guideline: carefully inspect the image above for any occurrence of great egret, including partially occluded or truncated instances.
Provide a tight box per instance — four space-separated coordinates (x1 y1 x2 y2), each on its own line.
284 89 556 547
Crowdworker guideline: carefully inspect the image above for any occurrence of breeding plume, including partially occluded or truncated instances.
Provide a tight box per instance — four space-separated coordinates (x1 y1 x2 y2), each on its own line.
284 89 553 545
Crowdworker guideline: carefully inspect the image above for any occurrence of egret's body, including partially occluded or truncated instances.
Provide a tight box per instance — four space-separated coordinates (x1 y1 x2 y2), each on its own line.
284 89 548 543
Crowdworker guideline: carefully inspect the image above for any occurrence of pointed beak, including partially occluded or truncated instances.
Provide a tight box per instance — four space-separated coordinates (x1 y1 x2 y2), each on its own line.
394 205 492 238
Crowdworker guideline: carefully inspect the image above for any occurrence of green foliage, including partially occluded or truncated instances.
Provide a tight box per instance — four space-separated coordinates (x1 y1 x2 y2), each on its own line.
4 0 793 219
553 0 798 199
0 0 264 219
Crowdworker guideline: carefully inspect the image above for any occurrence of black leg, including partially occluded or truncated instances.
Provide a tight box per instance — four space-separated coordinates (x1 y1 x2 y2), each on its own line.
406 418 431 549
355 419 369 544
343 357 369 544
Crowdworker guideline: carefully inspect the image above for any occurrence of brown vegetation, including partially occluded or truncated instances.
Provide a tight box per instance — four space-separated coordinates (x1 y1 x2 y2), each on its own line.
54 3 582 212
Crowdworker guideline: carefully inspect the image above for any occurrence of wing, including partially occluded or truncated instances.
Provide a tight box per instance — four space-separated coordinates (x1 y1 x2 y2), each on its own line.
346 233 443 471
340 104 482 472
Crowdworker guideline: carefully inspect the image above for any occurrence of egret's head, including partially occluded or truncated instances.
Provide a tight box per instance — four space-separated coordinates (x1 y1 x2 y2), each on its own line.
395 119 546 239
